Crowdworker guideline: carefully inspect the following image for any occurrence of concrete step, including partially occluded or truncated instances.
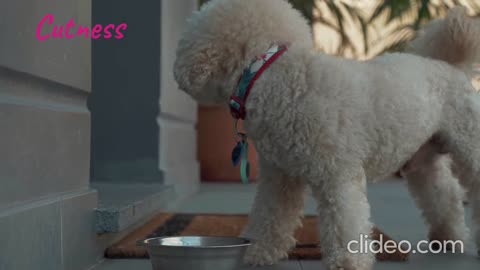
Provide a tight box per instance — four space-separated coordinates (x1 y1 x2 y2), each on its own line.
92 182 175 233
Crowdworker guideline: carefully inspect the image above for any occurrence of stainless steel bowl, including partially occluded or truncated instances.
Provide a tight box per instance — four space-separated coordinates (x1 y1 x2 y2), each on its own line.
138 236 252 270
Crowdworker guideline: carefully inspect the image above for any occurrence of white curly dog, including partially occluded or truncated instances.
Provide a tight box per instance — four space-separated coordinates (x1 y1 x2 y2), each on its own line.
173 0 480 269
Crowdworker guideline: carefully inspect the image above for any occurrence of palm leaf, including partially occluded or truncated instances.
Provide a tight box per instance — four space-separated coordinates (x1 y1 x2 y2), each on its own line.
340 4 369 55
288 0 315 24
370 0 415 23
414 0 431 29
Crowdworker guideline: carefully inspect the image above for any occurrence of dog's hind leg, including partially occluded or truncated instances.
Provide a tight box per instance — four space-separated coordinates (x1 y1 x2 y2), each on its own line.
309 165 374 270
441 92 480 255
242 158 305 266
403 150 468 249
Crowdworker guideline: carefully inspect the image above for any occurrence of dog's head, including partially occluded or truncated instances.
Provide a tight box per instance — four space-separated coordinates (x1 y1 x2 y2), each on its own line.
173 0 313 105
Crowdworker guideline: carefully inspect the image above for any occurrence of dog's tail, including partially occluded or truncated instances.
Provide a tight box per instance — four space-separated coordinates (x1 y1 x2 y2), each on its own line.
408 7 480 77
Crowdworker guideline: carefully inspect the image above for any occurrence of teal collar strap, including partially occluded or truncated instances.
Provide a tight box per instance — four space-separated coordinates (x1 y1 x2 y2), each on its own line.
229 44 288 120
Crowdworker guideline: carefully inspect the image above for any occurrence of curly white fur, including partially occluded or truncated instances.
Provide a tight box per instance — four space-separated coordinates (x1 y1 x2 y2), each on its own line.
174 2 480 269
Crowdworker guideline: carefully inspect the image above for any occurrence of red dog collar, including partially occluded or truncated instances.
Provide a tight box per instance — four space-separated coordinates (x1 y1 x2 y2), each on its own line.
229 44 288 120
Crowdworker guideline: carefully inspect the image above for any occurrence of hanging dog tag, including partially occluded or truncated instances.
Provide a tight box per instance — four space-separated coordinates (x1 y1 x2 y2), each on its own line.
231 139 250 184
231 141 243 166
239 140 250 184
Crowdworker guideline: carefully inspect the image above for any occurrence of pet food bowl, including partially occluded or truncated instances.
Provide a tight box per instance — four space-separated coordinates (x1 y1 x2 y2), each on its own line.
137 236 252 270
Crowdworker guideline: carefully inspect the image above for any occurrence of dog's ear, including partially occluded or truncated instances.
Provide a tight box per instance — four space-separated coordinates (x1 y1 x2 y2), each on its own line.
173 44 218 94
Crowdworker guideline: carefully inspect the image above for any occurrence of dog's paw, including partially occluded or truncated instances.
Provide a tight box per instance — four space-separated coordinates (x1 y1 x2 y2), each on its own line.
428 239 460 251
429 225 469 251
325 251 374 270
243 243 287 266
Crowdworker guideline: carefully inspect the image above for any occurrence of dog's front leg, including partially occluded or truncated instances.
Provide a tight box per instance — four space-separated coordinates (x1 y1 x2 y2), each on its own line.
242 160 305 266
310 167 374 270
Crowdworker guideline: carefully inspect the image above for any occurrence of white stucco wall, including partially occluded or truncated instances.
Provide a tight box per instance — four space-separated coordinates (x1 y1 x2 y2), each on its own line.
159 0 200 197
0 1 98 270
0 1 201 269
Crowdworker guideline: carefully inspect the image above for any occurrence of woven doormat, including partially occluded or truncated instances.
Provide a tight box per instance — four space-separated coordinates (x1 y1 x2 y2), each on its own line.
105 213 409 261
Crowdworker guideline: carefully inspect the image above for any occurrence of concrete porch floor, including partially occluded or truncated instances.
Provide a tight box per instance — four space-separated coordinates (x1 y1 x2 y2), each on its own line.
91 180 480 270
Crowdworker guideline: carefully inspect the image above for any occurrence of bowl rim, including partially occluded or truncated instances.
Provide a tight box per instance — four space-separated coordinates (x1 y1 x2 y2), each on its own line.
137 236 252 249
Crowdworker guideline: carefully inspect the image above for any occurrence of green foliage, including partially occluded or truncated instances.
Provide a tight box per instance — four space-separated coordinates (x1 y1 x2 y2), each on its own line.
199 0 315 22
315 0 480 56
197 0 479 56
287 0 315 23
371 0 418 23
